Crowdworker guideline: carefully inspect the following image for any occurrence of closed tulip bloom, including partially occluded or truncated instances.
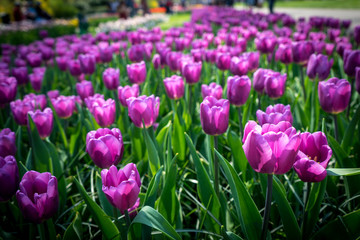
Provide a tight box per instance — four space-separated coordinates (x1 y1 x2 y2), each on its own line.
79 54 96 75
191 48 204 62
47 90 59 99
306 54 334 81
244 51 260 72
56 56 69 71
28 108 53 139
243 120 301 174
256 104 293 125
0 129 16 158
230 56 249 76
163 75 185 100
275 44 293 64
264 72 287 99
103 68 120 90
51 96 76 119
24 93 47 110
76 80 94 100
0 156 18 202
166 51 182 72
15 58 27 67
327 28 341 42
0 77 17 105
356 67 360 94
227 75 251 106
152 54 161 69
128 44 145 62
216 52 231 71
101 164 140 212
86 128 124 168
336 42 352 59
12 67 29 85
255 34 277 54
343 50 360 77
118 85 139 107
99 46 113 63
68 59 82 76
325 43 335 56
293 132 332 182
10 100 34 125
16 171 58 223
127 61 146 85
91 98 116 127
354 26 360 46
318 77 351 114
202 83 223 100
40 46 54 61
204 49 217 63
29 73 44 92
183 62 202 85
26 52 42 68
253 68 274 94
200 96 229 135
292 41 315 65
127 95 160 128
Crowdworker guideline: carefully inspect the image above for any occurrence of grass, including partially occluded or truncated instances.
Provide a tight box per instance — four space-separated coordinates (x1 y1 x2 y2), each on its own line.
235 0 360 9
158 12 191 30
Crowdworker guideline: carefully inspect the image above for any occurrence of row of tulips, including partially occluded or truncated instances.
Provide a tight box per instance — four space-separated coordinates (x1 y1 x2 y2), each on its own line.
1 6 360 240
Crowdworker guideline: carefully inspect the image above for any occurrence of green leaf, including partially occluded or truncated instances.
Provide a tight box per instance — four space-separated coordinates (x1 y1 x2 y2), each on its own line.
63 212 82 240
74 178 120 240
327 168 360 176
48 101 68 149
172 113 186 161
215 150 262 240
143 166 163 208
311 209 360 239
227 130 247 181
185 133 221 233
130 206 181 240
272 176 301 240
302 179 327 239
341 105 360 153
143 127 160 176
95 173 113 216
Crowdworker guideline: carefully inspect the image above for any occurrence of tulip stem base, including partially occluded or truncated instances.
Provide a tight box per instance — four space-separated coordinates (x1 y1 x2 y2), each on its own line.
299 66 306 100
237 107 243 139
37 223 46 240
261 174 273 240
124 209 131 228
214 135 219 197
333 114 339 142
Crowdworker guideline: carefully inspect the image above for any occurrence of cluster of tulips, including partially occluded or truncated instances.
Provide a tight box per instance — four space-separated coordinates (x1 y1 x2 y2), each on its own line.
1 5 360 240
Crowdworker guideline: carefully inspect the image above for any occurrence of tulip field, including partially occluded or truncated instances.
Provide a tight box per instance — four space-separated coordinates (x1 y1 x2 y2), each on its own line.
2 6 360 240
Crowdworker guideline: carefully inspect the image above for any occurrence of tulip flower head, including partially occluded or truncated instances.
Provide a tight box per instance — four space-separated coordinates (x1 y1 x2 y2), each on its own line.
0 77 17 105
16 171 58 223
201 82 223 100
28 108 54 139
101 164 141 213
306 54 334 81
182 61 202 85
127 95 160 128
51 96 76 119
127 61 146 85
79 54 96 75
200 96 230 136
257 104 293 126
86 128 124 168
0 128 16 158
118 85 140 107
0 155 19 202
76 80 94 101
103 68 120 90
293 132 332 182
227 75 251 106
163 75 185 100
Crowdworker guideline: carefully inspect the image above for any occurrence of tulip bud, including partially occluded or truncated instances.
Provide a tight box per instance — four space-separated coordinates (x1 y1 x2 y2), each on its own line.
28 108 54 139
306 54 333 80
51 96 76 119
12 67 29 85
255 34 277 54
56 56 69 71
89 98 116 127
0 77 17 105
318 77 351 114
127 61 146 85
200 96 229 135
118 85 140 107
68 59 82 76
86 128 124 168
127 95 160 128
16 171 58 223
29 73 44 92
230 56 249 76
354 26 360 46
182 62 202 85
163 75 185 100
10 99 35 126
343 50 360 77
47 90 60 100
99 46 113 63
356 67 360 94
275 44 293 64
201 82 223 100
152 54 161 69
103 68 120 90
0 155 18 202
256 104 293 125
26 52 42 68
79 54 96 75
101 164 140 212
23 93 47 110
76 80 94 100
227 75 251 106
166 51 182 72
0 128 16 158
216 52 231 70
292 41 315 65
264 72 287 99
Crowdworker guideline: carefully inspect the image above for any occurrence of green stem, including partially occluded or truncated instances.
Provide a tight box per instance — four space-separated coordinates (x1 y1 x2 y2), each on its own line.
299 66 306 100
333 114 339 142
237 107 243 139
310 78 318 132
258 93 262 110
37 223 46 240
346 77 354 119
261 174 273 240
113 207 118 221
188 84 193 117
124 209 132 228
214 135 219 197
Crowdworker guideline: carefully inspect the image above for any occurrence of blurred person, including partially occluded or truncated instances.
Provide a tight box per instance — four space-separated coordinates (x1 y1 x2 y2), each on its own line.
34 1 51 21
126 0 135 17
13 2 24 22
165 0 173 14
141 0 150 15
117 1 129 19
268 0 275 13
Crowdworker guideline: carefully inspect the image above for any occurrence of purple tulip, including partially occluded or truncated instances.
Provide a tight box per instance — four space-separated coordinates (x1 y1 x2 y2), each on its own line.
200 96 229 135
255 34 277 54
163 75 185 100
12 67 29 85
47 90 60 100
356 67 360 94
204 49 217 63
243 120 301 174
201 82 223 100
230 56 249 76
23 93 47 110
336 42 352 58
99 46 113 63
216 52 231 71
51 96 76 119
29 73 44 92
56 56 69 71
10 99 35 126
15 58 27 67
68 59 82 77
293 132 332 182
26 52 42 68
101 164 140 212
292 41 315 65
79 54 96 75
76 80 94 101
325 43 335 56
327 28 341 42
28 108 53 139
89 98 116 127
86 128 124 168
191 48 204 62
167 52 182 72
275 44 293 64
0 77 17 105
264 71 287 99
16 171 58 223
318 77 351 114
127 95 160 128
182 62 202 85
354 25 360 46
103 68 120 90
118 85 140 107
0 129 16 158
40 46 54 61
256 104 293 126
127 61 146 85
0 155 18 202
128 44 145 62
253 68 269 93
343 50 360 77
227 75 251 106
152 54 162 69
306 54 334 81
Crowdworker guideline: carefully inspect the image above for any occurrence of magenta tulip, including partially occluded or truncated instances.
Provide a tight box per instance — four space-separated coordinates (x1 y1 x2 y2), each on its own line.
0 129 16 158
76 80 94 101
0 77 17 105
307 54 333 81
216 52 231 70
127 95 160 128
0 155 18 202
68 59 82 76
23 93 47 110
127 61 146 85
28 108 53 139
257 104 293 125
118 85 140 107
12 67 29 85
227 75 251 106
230 56 249 76
103 68 120 90
201 82 223 100
79 54 96 75
163 75 185 100
89 98 116 127
200 96 229 135
51 96 76 119
182 62 202 85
